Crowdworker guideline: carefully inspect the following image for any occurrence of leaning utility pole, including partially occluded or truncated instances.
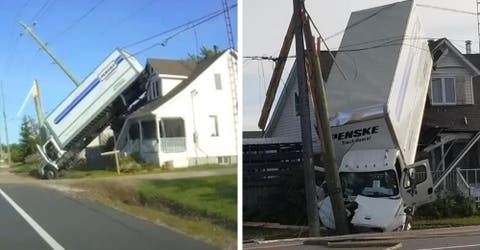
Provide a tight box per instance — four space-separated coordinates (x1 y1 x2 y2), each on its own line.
1 82 11 165
302 10 349 235
33 80 47 143
19 21 80 86
293 0 320 237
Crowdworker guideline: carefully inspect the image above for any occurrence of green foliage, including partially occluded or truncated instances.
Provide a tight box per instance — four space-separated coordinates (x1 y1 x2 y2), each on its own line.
138 174 237 228
187 45 222 61
10 143 24 163
416 195 477 219
18 116 40 162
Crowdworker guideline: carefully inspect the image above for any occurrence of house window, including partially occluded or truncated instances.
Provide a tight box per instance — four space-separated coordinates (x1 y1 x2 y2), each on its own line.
431 77 456 105
159 118 186 138
141 120 157 140
209 115 219 137
214 73 222 90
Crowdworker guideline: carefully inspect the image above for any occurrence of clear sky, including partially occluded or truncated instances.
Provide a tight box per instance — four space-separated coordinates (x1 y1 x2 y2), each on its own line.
243 0 479 132
0 0 237 143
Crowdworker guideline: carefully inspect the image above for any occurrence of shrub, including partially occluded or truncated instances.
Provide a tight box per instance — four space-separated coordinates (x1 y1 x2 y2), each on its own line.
416 195 477 219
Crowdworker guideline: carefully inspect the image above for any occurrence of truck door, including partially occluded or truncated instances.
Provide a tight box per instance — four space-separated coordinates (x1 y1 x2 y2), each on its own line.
400 160 436 207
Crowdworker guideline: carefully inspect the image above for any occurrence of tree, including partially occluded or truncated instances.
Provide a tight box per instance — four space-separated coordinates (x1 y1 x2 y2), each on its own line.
19 115 40 161
188 45 222 61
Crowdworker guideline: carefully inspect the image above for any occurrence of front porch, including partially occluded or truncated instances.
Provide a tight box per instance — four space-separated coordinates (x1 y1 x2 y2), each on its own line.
117 115 188 168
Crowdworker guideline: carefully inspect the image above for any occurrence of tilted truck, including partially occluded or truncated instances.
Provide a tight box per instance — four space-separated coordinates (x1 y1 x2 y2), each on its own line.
37 49 145 179
317 1 436 232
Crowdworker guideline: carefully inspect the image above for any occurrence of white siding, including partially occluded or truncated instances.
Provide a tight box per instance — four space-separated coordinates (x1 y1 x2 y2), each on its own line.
161 78 183 96
151 52 237 167
432 51 475 105
266 66 321 152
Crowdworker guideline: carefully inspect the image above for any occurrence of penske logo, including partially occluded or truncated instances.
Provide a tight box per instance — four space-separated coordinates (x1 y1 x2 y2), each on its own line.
332 126 379 141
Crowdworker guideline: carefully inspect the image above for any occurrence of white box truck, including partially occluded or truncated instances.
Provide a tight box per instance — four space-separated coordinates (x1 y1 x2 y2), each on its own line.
318 1 436 232
37 49 144 179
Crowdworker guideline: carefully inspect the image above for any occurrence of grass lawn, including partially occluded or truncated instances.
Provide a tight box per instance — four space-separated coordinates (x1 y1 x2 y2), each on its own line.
138 174 237 228
414 216 480 229
69 174 237 248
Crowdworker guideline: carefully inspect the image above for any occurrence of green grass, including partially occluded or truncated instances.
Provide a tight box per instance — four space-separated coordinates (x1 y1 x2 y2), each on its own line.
414 216 480 229
138 174 237 228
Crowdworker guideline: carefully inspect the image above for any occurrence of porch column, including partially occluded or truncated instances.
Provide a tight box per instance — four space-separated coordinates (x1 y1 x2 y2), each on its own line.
441 143 446 190
155 116 161 166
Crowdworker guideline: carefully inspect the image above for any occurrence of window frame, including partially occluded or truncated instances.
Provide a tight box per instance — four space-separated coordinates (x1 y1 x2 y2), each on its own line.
431 77 456 105
209 115 219 137
214 73 222 90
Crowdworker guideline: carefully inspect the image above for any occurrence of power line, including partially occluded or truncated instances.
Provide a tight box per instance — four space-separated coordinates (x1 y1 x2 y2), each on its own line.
324 2 400 41
417 4 476 15
31 0 52 22
33 0 56 22
123 3 237 48
244 39 433 62
50 0 106 43
100 0 155 34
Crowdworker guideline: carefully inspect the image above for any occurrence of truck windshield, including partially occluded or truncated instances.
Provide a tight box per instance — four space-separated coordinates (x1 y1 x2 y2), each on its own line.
340 170 399 198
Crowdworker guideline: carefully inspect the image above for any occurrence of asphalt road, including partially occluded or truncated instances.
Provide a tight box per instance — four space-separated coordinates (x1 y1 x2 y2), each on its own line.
244 226 480 250
0 183 215 250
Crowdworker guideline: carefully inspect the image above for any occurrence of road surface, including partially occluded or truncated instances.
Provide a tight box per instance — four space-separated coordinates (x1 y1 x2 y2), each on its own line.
244 225 480 250
0 183 215 250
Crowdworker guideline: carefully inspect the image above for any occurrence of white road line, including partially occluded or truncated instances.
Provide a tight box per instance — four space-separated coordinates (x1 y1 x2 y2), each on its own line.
417 243 480 250
0 188 65 250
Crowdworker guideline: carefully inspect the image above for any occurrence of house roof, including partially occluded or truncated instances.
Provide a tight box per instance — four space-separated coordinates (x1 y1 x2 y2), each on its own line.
264 51 336 134
465 54 480 70
430 38 480 76
147 58 197 76
129 50 235 119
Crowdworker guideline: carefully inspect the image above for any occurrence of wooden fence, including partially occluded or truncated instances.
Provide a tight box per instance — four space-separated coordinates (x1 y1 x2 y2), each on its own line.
243 142 304 222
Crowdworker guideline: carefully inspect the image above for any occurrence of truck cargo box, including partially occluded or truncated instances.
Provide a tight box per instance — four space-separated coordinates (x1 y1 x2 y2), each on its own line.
45 49 143 148
326 0 433 165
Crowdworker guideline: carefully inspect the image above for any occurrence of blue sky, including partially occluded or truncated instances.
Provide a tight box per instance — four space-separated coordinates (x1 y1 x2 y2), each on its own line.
0 0 237 143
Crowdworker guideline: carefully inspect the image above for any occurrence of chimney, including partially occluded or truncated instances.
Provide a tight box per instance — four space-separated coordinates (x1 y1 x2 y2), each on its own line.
466 40 472 54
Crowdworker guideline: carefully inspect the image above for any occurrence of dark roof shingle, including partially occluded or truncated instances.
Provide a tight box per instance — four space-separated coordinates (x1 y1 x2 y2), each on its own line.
147 59 196 76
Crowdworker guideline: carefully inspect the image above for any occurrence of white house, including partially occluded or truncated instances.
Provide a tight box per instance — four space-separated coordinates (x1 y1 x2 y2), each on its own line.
116 49 238 168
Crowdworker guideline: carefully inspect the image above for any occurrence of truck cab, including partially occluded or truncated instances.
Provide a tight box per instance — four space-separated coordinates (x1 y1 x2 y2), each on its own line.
325 149 435 231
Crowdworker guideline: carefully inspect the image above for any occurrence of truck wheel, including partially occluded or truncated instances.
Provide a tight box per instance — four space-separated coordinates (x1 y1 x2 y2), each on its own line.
44 166 58 180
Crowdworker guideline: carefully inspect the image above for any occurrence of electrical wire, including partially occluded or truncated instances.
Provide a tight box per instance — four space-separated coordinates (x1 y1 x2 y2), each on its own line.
126 4 237 56
31 0 51 22
123 3 237 49
324 2 400 41
34 0 56 22
50 0 106 44
99 0 156 35
416 4 476 15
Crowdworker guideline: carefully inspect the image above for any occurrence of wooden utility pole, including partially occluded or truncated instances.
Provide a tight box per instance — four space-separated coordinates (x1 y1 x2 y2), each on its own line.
293 0 320 237
33 80 47 143
19 21 80 86
302 11 349 235
1 82 11 165
258 15 295 130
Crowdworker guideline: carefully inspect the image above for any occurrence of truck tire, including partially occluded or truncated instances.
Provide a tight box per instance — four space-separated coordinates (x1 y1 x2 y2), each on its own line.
44 166 58 180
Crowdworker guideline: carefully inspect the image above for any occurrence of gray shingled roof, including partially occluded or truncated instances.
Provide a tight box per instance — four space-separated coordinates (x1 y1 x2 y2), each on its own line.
147 58 196 76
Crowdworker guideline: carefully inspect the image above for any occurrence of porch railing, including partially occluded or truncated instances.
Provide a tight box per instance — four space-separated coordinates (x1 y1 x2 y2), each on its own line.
160 137 186 153
457 168 480 205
